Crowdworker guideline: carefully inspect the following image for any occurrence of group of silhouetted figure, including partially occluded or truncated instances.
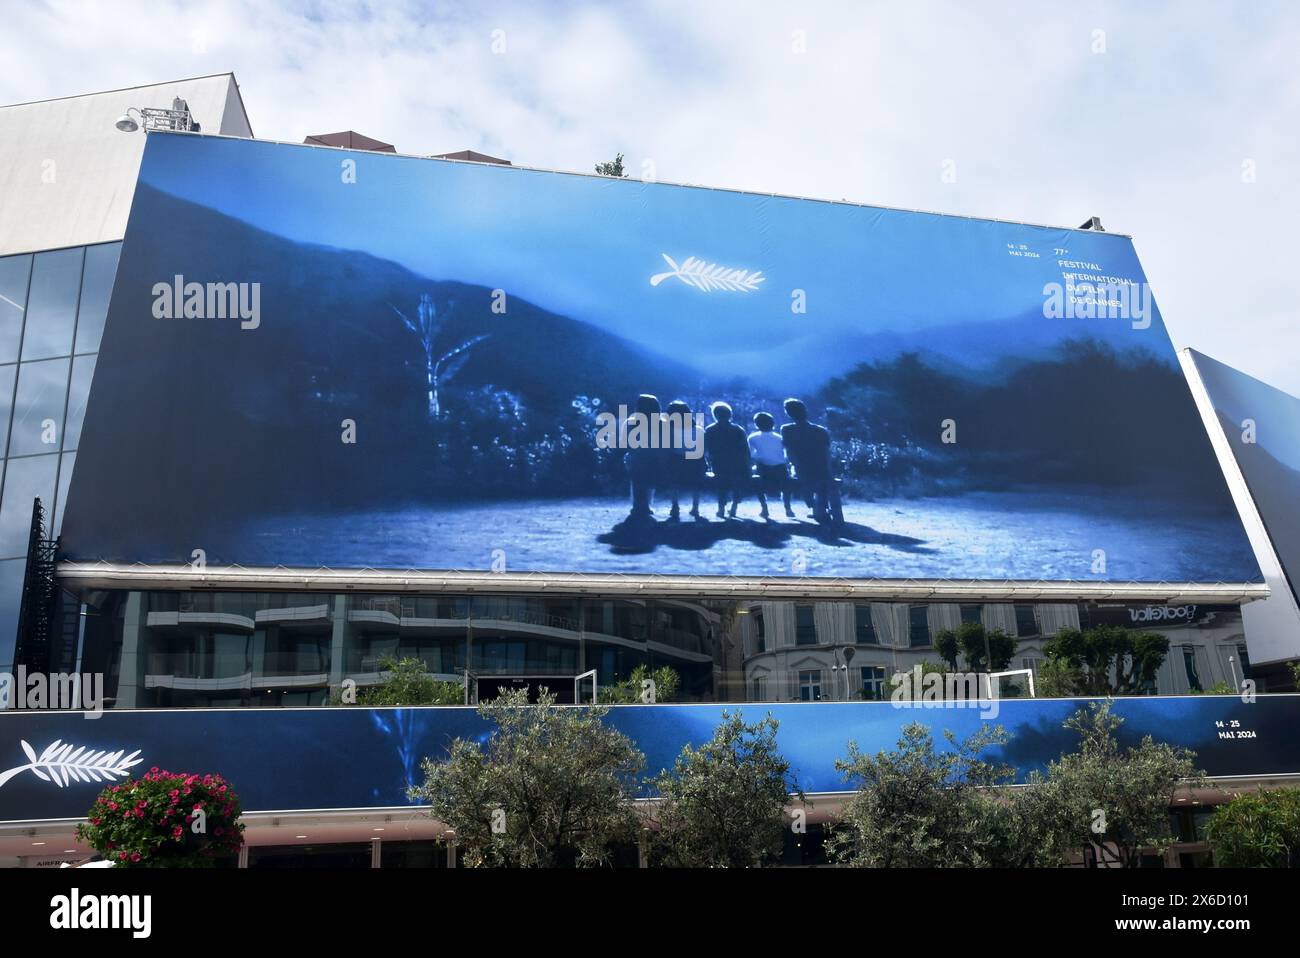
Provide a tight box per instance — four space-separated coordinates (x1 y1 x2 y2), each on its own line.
624 395 843 525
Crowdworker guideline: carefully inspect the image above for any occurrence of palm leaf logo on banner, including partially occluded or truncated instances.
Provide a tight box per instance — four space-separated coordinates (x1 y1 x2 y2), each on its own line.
0 740 143 790
650 254 765 292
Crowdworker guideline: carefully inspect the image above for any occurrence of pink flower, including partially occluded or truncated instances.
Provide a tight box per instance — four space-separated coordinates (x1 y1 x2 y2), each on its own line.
130 852 141 863
107 802 118 811
173 826 183 839
118 851 127 861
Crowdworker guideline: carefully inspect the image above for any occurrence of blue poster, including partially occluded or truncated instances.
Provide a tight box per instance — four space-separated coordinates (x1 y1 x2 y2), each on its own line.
1190 349 1300 605
60 133 1260 584
1 696 1296 822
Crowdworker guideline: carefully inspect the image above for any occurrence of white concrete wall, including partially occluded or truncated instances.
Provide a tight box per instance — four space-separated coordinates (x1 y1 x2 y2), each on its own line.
0 74 252 256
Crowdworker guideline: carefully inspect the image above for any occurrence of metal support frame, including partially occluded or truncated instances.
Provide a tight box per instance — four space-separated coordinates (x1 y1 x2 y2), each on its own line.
14 498 59 673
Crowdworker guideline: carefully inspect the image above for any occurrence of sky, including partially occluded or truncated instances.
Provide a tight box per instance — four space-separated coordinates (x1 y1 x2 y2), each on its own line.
2 0 1298 392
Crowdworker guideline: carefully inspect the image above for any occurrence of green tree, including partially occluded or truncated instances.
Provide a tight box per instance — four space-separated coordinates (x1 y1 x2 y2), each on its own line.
649 712 801 867
595 153 627 177
336 656 463 706
1188 681 1235 695
934 632 961 671
1203 789 1300 867
409 687 644 867
827 722 1017 867
1041 625 1170 696
1032 700 1202 867
599 664 681 704
884 661 950 700
986 629 1018 673
933 622 1017 673
1035 656 1084 697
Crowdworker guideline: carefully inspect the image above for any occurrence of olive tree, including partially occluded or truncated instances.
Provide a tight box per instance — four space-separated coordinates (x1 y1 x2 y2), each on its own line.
827 722 1017 867
1031 700 1202 867
649 712 800 867
409 688 644 867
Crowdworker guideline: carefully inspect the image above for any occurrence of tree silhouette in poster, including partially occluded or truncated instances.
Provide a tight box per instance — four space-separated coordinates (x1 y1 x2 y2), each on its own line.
389 293 489 418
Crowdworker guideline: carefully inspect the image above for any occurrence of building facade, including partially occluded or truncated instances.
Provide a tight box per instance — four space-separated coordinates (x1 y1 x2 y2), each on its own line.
0 75 1297 868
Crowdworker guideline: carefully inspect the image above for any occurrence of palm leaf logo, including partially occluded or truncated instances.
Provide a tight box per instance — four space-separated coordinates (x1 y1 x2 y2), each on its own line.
0 739 143 789
650 254 765 293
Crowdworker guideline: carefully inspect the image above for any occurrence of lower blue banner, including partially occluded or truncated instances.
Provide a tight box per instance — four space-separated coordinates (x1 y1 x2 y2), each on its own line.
2 695 1298 822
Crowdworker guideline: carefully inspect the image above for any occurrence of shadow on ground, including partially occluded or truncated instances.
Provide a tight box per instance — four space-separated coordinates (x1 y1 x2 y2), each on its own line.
597 514 932 556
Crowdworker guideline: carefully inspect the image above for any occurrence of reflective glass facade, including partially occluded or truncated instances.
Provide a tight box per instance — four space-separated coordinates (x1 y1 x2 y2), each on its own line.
0 242 120 668
64 589 1254 709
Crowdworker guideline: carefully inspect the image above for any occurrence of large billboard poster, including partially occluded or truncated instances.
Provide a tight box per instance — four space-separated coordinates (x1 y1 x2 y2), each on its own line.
1190 349 1300 604
61 133 1260 584
3 696 1298 821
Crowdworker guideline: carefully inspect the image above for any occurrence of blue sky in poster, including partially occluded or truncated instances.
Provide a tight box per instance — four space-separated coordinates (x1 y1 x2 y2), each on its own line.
135 133 1172 384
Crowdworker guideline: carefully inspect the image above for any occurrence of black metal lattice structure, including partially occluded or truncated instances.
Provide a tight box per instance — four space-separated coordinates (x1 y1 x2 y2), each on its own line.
13 497 59 673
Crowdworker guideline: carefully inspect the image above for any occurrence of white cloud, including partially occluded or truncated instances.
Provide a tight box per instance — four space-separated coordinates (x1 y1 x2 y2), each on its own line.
3 0 1299 391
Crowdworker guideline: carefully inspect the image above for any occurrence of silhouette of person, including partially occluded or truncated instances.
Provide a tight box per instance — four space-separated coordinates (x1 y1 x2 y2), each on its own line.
704 401 750 518
624 393 662 521
665 399 705 520
748 411 790 520
781 398 836 523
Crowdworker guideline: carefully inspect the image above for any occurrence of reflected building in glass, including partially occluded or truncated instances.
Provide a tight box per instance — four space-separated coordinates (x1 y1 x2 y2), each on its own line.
69 588 1252 708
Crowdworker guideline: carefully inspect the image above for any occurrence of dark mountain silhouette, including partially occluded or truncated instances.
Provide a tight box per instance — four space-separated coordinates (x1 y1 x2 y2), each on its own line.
732 309 1172 392
61 185 711 558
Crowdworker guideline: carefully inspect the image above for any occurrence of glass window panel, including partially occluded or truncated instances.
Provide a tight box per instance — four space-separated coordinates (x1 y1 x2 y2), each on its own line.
0 364 15 457
0 452 59 558
62 355 96 451
52 451 75 536
0 557 26 673
22 247 83 361
75 243 121 354
9 357 70 456
0 254 32 364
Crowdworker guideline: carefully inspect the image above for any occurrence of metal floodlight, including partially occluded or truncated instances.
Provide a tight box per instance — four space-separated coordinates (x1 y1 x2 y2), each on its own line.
113 99 199 134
